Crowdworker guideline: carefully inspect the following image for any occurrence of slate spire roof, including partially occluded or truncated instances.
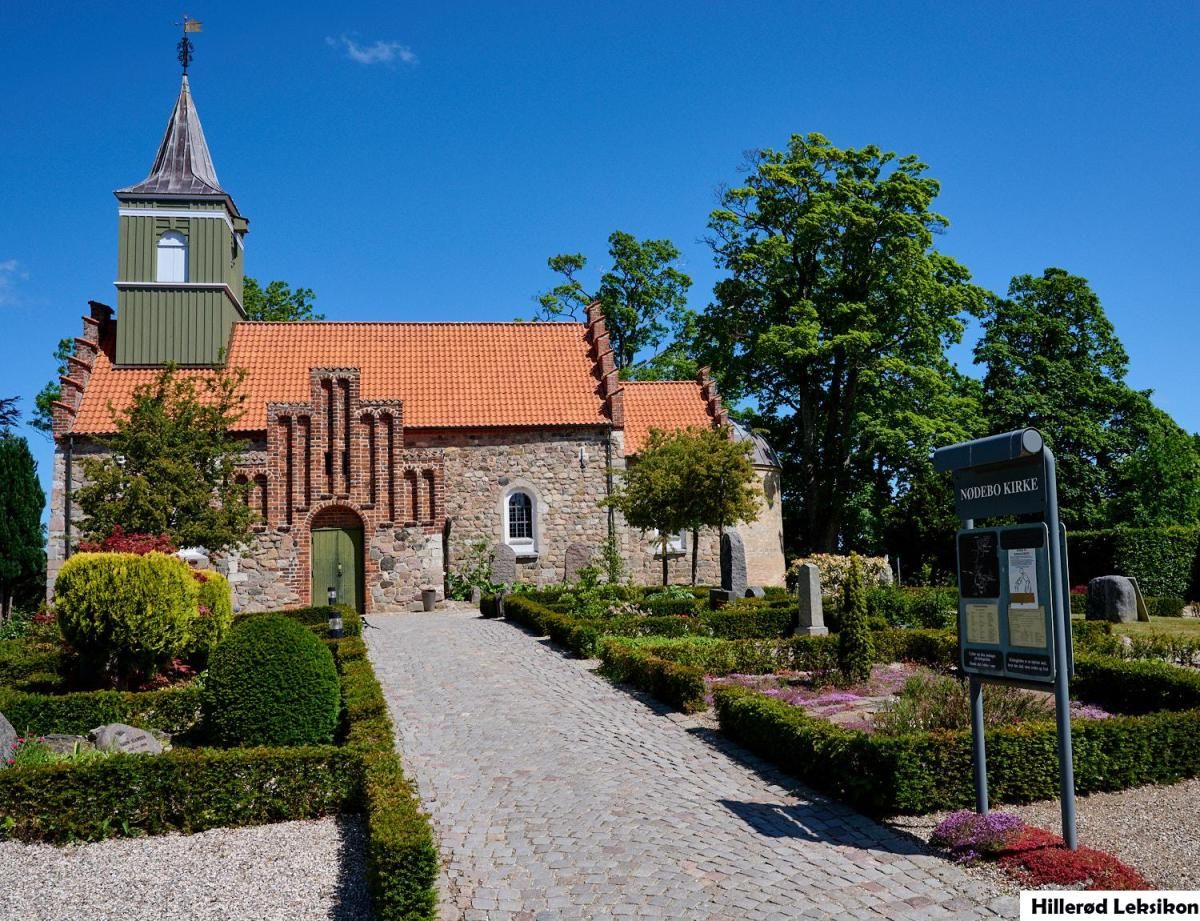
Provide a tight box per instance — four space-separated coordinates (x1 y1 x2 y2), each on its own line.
117 76 226 199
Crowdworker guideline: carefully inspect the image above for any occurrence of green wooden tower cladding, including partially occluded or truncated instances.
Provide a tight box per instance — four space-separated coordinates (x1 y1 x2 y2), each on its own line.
113 75 248 366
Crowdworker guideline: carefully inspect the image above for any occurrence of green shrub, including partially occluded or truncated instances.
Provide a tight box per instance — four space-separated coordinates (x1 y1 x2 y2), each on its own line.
186 570 234 659
599 644 708 712
0 685 203 736
871 674 1056 735
204 615 340 747
865 586 958 629
837 555 873 683
232 604 361 639
55 552 199 681
700 604 794 639
479 593 501 618
1147 596 1186 618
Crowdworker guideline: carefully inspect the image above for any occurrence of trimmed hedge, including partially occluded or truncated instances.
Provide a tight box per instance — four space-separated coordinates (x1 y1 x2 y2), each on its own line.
1069 527 1200 599
0 685 204 737
233 604 362 638
187 570 234 658
599 644 709 712
0 606 437 920
479 593 501 618
714 653 1200 815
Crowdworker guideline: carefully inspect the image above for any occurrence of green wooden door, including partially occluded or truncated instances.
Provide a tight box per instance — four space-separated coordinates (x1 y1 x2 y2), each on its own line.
311 526 364 613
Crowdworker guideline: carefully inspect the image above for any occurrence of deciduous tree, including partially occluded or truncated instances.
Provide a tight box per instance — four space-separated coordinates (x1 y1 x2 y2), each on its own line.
242 277 323 321
534 231 693 378
30 338 75 436
76 365 255 552
697 133 984 552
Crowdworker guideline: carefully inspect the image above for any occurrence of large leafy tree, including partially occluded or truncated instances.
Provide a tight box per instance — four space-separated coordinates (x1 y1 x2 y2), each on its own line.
0 396 19 431
534 230 693 378
76 366 255 551
608 426 759 585
975 268 1139 530
0 431 46 619
1107 399 1200 528
697 133 985 553
242 277 323 321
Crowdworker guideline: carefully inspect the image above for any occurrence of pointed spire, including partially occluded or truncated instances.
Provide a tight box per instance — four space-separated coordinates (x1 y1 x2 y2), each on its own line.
118 76 224 196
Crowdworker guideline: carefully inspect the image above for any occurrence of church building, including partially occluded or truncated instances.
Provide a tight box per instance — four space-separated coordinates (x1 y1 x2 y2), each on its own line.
46 73 785 612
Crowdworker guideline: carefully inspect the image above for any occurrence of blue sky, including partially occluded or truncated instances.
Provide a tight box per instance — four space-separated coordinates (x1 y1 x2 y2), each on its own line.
2 1 1197 503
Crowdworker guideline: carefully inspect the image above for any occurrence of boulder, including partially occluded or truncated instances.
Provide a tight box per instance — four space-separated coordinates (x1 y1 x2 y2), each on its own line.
744 586 766 598
0 711 16 763
1086 576 1139 624
89 723 163 755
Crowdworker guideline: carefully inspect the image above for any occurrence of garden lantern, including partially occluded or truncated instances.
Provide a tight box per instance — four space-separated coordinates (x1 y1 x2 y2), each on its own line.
327 587 343 638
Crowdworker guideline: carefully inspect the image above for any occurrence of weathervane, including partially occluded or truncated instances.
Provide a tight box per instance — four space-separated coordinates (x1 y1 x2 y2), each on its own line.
177 15 203 74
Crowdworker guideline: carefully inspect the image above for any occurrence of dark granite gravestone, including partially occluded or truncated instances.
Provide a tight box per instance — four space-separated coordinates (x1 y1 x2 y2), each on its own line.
0 711 16 763
1086 575 1138 624
564 544 593 583
793 562 829 636
89 723 164 755
721 530 747 597
490 543 517 585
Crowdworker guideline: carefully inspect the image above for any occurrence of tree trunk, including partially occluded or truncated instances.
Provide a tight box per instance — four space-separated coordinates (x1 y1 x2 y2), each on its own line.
690 528 700 586
661 542 669 586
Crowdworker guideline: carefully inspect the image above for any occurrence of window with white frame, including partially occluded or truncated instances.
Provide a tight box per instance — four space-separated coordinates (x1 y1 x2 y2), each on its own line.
649 529 686 555
156 230 189 282
505 490 536 555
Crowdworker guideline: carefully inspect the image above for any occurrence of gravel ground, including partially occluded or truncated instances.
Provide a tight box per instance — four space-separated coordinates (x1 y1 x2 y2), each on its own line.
0 816 373 921
889 780 1200 890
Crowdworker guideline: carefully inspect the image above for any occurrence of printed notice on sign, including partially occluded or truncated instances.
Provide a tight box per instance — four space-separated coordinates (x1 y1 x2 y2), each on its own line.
1007 548 1038 607
965 603 1000 645
1009 606 1047 649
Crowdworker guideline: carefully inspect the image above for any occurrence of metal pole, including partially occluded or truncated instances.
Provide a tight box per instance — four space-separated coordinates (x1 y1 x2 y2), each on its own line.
963 516 988 816
1044 450 1078 850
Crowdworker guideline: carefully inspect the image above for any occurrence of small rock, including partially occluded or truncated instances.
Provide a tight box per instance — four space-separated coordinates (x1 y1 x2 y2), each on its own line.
41 734 93 755
0 711 16 763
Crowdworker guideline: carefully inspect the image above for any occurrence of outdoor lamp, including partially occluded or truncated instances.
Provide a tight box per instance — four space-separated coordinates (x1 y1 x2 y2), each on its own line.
327 587 343 638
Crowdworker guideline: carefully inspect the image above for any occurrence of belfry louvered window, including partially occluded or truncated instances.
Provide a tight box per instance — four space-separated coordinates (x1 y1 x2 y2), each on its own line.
156 231 188 282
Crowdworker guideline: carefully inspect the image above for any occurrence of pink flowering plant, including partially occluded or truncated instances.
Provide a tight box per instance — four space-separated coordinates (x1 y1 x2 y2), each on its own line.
931 810 1026 862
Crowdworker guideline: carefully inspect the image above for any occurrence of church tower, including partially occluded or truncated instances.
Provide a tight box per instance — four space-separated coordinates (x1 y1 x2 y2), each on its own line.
113 71 248 366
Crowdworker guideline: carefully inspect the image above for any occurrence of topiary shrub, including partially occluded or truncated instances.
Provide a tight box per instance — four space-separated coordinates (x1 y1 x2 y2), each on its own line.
55 552 199 682
203 614 340 747
186 570 234 659
837 553 874 684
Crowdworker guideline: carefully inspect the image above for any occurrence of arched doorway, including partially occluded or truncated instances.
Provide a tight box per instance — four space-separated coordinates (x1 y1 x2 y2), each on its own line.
310 506 365 613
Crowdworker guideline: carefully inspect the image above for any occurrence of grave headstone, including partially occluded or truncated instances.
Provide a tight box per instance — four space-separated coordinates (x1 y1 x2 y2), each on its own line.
41 734 93 756
490 543 517 585
794 562 829 636
564 543 594 583
1086 575 1139 624
470 586 482 605
745 586 766 598
0 711 16 763
89 723 164 755
720 530 748 598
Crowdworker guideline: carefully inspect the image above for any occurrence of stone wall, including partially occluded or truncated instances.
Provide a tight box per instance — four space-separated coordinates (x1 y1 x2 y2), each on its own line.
409 427 614 587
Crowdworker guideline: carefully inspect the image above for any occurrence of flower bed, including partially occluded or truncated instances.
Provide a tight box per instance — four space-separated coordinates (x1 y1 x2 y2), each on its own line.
713 653 1200 815
0 605 437 921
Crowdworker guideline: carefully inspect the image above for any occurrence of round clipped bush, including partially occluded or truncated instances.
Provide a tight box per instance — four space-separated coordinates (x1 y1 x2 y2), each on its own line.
203 614 340 746
55 551 199 680
186 569 234 659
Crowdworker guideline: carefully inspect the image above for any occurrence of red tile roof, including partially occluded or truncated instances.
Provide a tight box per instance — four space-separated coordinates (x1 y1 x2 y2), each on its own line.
621 381 718 454
73 322 610 434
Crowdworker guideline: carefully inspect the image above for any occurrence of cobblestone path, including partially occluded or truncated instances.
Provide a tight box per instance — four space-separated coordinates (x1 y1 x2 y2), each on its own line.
366 610 1014 921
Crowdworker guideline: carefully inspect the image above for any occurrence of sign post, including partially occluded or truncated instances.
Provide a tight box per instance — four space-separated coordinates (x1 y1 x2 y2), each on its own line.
933 428 1077 850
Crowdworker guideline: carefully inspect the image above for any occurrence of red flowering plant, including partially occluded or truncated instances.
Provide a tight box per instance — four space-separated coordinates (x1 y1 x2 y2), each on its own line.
77 525 177 555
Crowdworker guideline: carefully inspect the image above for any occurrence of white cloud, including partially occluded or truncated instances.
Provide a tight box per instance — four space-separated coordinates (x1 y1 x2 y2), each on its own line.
326 34 418 67
0 259 28 306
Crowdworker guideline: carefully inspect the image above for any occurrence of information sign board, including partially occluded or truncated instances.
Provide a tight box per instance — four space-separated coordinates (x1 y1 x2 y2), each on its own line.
956 523 1056 685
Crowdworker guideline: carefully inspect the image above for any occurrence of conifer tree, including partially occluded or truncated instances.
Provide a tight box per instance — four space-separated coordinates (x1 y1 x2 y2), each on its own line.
837 553 874 684
0 433 46 619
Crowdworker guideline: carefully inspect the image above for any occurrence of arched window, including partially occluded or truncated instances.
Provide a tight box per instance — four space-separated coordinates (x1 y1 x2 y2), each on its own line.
157 230 188 282
505 490 536 555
